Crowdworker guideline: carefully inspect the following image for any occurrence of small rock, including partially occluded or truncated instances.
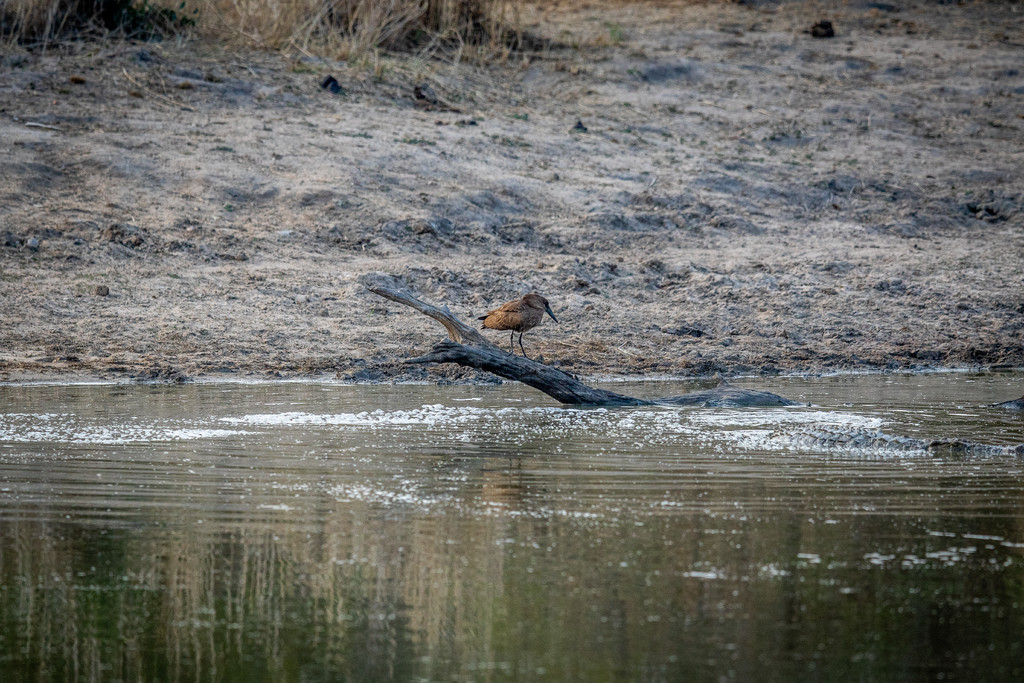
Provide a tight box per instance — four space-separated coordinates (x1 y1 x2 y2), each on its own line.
26 237 40 251
137 365 189 384
810 20 835 38
570 276 593 290
664 324 706 338
95 285 110 297
320 75 345 95
414 83 438 105
873 278 906 293
340 368 385 383
412 220 436 235
102 223 144 248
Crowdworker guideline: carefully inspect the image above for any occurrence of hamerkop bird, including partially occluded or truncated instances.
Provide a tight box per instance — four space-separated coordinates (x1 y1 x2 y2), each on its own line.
479 293 558 359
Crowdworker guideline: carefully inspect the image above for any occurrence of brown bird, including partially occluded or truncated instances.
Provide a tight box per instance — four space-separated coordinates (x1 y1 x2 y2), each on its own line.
479 293 558 359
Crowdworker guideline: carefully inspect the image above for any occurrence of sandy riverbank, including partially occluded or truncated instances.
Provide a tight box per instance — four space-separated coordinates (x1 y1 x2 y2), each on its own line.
2 1 1022 384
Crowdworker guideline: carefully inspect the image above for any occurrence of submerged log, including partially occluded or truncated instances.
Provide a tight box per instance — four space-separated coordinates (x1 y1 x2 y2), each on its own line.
655 381 800 408
992 395 1024 410
368 285 799 408
778 425 1024 456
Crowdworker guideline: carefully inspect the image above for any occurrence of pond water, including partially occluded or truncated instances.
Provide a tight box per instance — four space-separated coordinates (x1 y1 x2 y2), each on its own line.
1 373 1023 682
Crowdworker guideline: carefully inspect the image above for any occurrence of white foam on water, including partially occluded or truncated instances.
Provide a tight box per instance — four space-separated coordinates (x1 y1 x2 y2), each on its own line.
218 405 702 442
689 409 883 430
323 479 606 520
679 409 920 455
492 506 602 520
759 564 792 578
680 570 726 580
1 413 62 420
714 427 934 457
326 482 449 508
0 402 921 458
221 405 499 427
1 426 246 445
0 413 248 444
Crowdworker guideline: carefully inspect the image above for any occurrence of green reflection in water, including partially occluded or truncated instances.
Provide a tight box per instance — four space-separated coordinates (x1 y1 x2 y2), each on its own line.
1 375 1023 681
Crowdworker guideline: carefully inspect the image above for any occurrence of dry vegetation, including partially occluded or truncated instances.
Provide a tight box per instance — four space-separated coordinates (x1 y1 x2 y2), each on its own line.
2 0 525 59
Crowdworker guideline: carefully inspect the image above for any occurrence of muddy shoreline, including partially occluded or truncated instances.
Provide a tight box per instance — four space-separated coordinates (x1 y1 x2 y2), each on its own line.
2 1 1022 385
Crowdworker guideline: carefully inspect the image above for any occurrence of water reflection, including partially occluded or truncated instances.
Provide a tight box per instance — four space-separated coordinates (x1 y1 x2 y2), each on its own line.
1 374 1023 681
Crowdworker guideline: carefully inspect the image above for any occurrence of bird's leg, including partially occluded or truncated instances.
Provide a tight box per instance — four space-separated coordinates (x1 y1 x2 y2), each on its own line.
518 332 530 360
508 330 515 355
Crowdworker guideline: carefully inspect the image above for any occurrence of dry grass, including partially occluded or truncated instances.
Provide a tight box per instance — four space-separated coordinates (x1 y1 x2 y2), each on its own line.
2 0 101 42
1 0 525 60
210 0 523 60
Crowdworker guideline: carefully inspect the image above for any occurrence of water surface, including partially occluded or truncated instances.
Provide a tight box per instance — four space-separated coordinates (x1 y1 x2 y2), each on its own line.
1 373 1023 681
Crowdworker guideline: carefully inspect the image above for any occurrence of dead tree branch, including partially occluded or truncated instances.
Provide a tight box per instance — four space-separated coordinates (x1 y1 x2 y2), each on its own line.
368 285 799 408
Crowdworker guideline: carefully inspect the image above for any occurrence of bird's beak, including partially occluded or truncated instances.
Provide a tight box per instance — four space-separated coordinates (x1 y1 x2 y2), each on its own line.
545 305 559 323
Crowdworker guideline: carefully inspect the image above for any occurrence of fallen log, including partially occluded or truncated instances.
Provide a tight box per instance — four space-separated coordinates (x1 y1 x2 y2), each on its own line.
404 339 644 406
368 285 800 408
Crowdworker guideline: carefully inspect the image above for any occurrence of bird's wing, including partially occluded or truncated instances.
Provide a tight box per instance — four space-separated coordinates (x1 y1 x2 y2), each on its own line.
498 300 526 313
484 308 527 330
